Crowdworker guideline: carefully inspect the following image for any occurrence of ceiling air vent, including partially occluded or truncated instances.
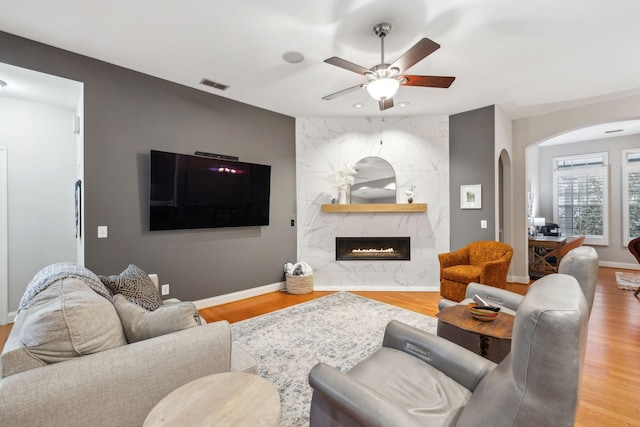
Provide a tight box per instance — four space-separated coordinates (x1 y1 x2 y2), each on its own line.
200 78 229 91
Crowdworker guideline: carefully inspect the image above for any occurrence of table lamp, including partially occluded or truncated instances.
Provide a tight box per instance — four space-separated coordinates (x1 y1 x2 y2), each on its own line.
533 217 546 235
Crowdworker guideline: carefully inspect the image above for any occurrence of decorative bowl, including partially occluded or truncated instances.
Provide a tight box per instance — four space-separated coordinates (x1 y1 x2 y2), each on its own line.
468 303 500 322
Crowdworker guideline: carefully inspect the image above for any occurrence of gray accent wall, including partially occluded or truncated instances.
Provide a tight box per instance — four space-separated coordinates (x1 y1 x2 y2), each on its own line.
449 105 496 249
0 31 296 303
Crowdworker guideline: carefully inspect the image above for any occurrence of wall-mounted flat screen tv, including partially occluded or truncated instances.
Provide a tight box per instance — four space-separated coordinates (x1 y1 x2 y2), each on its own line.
149 150 271 230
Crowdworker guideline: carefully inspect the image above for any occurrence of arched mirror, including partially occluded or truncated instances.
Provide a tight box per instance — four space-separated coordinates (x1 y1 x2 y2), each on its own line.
350 157 396 204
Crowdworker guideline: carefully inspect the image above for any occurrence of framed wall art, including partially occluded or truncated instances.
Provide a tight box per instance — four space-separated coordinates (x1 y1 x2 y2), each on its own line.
460 184 482 209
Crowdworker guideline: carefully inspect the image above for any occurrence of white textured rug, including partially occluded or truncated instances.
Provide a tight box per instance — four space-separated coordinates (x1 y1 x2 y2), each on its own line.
615 271 640 290
230 292 438 427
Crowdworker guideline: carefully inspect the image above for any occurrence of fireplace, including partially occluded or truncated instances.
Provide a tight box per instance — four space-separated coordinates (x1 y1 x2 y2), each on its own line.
335 237 410 261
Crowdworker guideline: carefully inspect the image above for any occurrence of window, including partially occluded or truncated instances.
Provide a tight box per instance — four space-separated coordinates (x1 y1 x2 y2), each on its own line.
623 149 640 246
553 153 609 245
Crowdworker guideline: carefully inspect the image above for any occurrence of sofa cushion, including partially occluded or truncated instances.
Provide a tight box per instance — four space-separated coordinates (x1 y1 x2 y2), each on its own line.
442 265 482 283
20 278 127 364
99 264 163 311
0 310 45 378
113 294 201 343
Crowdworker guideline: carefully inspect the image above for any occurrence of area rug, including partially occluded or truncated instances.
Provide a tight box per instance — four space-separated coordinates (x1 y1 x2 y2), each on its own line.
615 271 640 290
230 292 438 427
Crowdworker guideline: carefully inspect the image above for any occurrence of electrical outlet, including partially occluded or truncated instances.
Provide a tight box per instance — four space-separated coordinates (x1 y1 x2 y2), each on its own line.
481 220 488 229
161 284 170 296
97 225 108 238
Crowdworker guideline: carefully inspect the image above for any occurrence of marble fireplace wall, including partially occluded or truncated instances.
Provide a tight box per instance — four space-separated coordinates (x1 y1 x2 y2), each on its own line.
295 116 450 290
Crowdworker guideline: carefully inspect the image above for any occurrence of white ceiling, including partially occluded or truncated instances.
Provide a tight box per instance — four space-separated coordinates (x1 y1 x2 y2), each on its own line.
1 0 640 123
0 62 82 110
539 119 640 146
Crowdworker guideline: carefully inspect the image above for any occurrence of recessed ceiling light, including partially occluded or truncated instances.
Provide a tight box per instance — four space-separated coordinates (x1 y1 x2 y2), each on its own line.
352 103 365 109
397 102 410 107
0 80 6 91
282 51 304 64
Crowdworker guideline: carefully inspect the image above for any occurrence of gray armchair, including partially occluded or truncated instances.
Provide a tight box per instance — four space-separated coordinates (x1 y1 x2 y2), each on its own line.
308 273 588 426
438 245 598 317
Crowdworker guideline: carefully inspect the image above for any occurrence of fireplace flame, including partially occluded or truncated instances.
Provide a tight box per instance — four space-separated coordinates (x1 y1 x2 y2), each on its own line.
351 248 395 253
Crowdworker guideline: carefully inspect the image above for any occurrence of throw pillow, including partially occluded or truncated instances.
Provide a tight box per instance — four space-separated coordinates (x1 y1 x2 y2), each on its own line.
20 278 127 364
99 264 163 311
112 294 201 343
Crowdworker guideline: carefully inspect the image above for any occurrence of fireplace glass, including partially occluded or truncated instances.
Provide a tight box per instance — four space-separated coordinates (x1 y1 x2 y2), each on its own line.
335 237 410 261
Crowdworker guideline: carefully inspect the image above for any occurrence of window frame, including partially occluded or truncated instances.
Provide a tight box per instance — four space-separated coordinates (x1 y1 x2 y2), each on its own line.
622 148 640 246
552 152 609 246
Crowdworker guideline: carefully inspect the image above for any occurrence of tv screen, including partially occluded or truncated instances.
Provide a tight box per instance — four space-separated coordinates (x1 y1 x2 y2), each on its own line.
149 150 271 230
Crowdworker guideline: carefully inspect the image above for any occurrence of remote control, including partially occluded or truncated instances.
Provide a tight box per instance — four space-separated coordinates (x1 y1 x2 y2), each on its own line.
473 294 491 307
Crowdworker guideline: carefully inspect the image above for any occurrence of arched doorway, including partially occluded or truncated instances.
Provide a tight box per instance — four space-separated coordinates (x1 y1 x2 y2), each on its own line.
499 149 512 245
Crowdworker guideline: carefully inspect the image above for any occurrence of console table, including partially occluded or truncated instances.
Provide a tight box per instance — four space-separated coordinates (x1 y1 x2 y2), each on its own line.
437 305 514 363
144 372 280 427
528 235 567 274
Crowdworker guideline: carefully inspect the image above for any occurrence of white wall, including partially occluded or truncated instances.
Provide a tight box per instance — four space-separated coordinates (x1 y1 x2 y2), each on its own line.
537 134 640 266
296 115 449 290
0 97 77 311
513 93 640 277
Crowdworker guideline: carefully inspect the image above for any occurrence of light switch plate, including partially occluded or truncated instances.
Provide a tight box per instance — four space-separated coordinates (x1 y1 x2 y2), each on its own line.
97 226 108 238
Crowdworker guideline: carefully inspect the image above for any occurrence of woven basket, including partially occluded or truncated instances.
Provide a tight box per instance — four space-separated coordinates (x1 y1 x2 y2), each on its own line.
285 273 314 294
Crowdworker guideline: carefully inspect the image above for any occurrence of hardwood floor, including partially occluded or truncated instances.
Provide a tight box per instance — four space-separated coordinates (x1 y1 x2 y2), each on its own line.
199 282 532 323
1 268 638 425
201 269 639 426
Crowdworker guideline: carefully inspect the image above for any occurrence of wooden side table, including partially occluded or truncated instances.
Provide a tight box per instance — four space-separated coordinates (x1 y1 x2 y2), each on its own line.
144 372 280 427
437 305 514 363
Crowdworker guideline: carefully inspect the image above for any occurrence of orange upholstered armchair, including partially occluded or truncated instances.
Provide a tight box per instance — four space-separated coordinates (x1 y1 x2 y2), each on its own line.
438 241 513 302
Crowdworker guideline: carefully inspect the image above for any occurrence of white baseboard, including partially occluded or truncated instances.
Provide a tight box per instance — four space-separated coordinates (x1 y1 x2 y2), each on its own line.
598 261 640 270
193 281 285 310
314 285 440 292
22 263 630 321
4 283 287 325
193 283 440 308
7 281 438 323
509 275 531 284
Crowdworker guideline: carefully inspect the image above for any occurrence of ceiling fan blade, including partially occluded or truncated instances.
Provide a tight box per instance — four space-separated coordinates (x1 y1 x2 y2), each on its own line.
402 75 456 88
322 83 365 100
379 97 394 111
324 57 371 76
390 38 440 72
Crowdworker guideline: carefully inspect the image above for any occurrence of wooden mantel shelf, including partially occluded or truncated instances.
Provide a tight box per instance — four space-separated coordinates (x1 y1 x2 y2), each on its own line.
321 203 427 213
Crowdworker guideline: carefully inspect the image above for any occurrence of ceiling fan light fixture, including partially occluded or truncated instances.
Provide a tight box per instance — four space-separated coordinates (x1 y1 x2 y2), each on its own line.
366 78 399 101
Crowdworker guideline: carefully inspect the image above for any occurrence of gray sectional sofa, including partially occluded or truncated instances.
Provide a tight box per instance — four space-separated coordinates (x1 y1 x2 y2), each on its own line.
0 267 257 427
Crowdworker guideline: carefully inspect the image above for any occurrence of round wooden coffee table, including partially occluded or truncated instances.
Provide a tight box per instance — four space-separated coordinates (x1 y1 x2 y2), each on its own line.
144 372 280 427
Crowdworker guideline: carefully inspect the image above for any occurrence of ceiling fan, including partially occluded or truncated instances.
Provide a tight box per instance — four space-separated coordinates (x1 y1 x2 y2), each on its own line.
322 23 455 111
